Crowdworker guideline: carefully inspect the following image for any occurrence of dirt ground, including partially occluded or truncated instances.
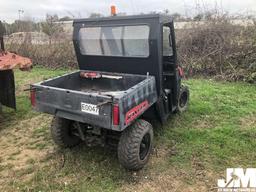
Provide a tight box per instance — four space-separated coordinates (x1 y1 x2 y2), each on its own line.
0 113 215 191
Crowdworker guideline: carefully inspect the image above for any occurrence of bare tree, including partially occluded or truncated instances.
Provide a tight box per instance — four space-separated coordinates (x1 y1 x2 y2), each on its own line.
41 14 63 45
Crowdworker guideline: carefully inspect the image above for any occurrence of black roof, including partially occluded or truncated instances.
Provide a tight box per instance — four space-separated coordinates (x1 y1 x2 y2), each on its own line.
73 14 173 24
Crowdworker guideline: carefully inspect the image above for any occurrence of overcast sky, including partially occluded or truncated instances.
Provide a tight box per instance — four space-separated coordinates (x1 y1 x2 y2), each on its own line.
1 0 256 23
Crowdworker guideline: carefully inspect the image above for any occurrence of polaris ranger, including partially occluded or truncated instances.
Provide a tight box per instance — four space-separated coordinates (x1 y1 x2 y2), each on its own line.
30 14 189 170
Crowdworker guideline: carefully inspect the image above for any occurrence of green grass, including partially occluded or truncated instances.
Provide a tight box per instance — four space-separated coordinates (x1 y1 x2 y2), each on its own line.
159 80 256 171
0 67 255 191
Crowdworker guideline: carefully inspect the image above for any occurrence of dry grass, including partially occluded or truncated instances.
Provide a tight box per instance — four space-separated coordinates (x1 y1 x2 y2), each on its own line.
176 17 256 83
6 41 77 69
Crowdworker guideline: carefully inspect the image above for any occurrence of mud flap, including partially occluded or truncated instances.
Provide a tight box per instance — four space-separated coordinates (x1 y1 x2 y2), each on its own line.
0 70 16 109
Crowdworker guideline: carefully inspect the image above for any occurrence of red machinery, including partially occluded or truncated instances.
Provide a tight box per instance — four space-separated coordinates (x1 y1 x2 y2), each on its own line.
0 20 33 110
0 50 32 110
0 51 32 71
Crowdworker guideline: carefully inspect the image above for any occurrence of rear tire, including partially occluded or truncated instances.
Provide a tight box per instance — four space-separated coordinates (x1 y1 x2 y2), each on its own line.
118 119 153 171
176 85 189 113
50 117 81 148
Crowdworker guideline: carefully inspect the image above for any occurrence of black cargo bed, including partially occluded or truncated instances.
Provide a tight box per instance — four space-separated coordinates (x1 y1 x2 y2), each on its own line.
41 71 146 95
31 70 157 131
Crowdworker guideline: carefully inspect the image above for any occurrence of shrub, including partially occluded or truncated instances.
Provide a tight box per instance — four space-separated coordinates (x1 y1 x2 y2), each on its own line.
6 18 256 83
176 18 256 83
6 35 77 69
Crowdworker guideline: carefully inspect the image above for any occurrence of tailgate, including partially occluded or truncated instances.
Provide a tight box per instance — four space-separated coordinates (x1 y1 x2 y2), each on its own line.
31 85 113 129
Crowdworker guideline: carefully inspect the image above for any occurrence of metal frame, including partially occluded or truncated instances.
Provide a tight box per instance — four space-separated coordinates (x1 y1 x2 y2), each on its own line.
0 70 16 109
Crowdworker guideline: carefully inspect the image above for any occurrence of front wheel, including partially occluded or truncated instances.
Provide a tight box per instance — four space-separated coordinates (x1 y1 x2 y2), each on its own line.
118 119 153 171
176 85 190 113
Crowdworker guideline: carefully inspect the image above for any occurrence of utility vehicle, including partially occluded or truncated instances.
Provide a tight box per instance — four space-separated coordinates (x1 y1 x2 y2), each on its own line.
30 14 189 170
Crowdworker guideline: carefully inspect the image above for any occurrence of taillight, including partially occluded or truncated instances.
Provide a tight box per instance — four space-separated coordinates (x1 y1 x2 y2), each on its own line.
30 90 36 107
178 66 184 77
113 104 119 125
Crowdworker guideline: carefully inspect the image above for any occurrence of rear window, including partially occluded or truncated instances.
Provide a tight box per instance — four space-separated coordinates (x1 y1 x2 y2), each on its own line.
79 25 150 57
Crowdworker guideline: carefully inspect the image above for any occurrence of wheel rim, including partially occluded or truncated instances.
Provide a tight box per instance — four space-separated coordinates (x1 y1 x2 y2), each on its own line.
139 133 151 160
179 91 188 108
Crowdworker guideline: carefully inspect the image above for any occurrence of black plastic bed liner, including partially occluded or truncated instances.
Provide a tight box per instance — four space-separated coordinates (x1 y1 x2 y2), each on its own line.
31 70 157 131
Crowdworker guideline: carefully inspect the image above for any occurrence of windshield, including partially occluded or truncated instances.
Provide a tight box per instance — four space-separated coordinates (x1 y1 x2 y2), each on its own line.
79 25 150 57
